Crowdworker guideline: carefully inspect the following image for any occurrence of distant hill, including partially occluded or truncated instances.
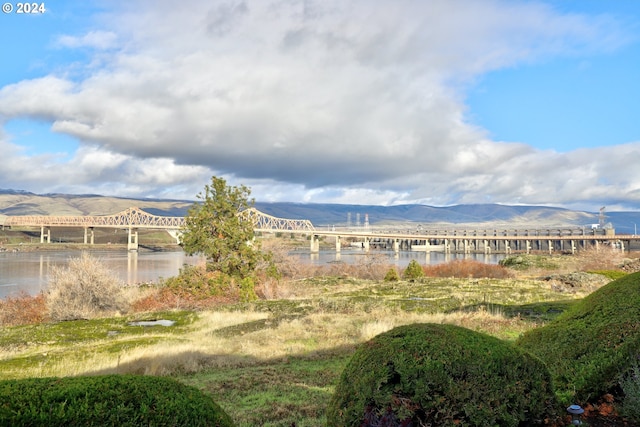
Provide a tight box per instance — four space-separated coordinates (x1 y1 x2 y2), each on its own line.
0 189 193 217
1 189 639 233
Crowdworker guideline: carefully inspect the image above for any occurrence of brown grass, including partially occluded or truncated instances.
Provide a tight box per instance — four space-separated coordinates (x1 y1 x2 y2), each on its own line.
130 285 237 312
423 259 513 279
0 292 48 326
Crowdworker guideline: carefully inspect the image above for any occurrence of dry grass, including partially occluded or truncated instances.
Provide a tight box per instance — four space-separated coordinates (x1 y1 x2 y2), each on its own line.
423 259 512 279
46 252 130 321
1 307 536 380
1 247 624 380
0 292 48 326
2 245 631 427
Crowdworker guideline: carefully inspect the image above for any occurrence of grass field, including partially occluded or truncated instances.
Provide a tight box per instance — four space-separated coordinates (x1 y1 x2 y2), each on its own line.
0 246 634 426
0 279 595 424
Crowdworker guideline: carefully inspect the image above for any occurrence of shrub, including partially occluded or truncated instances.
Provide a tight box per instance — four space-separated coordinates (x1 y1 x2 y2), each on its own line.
46 253 129 321
499 254 558 270
0 374 235 426
327 323 559 427
620 362 640 421
516 271 640 406
163 264 257 303
424 259 512 279
402 259 424 281
383 267 400 282
0 292 47 326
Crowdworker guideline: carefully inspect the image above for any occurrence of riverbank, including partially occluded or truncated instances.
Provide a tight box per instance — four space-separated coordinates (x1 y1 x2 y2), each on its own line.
0 242 182 252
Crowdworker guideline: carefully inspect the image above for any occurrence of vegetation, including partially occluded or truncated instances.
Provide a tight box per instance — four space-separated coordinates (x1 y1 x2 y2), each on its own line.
424 258 512 279
2 242 639 425
180 176 266 281
0 292 47 326
0 375 234 426
499 254 559 270
46 252 129 321
516 271 640 405
587 269 628 281
383 267 400 282
327 323 559 427
620 361 640 420
402 259 424 281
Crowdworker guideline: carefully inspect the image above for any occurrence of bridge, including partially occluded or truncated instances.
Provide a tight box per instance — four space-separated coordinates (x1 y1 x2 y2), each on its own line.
307 228 640 255
0 207 314 250
2 207 639 254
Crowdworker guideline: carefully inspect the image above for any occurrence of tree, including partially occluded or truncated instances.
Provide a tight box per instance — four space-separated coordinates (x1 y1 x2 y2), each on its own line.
180 176 264 280
402 259 424 281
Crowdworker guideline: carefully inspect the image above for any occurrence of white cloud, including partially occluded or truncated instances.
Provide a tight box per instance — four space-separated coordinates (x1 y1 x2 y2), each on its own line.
0 0 638 210
55 31 119 50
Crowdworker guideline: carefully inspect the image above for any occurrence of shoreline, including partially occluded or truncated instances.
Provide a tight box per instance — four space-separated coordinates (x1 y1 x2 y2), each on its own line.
0 243 183 253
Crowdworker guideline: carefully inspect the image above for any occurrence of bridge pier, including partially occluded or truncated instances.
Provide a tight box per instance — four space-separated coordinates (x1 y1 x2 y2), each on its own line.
40 226 51 244
166 229 182 244
128 228 139 251
335 236 341 253
394 239 400 254
310 234 319 253
84 227 95 245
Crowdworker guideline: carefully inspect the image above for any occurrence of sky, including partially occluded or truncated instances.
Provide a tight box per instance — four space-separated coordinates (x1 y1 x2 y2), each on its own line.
1 0 639 212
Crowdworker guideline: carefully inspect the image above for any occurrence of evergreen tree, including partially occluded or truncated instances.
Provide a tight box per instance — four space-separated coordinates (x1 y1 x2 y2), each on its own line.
402 259 424 281
180 176 264 279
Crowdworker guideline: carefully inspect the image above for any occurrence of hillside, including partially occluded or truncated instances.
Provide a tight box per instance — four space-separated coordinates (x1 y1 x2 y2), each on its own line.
1 189 638 232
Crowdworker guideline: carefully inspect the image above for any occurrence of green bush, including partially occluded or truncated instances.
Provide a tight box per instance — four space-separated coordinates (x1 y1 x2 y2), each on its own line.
0 375 234 426
383 267 400 282
164 264 258 302
619 362 640 421
516 271 640 406
327 323 559 427
499 254 558 270
402 259 424 281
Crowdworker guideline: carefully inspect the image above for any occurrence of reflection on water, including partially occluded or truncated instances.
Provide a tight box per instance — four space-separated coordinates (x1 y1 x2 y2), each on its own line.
0 250 203 299
296 249 506 267
1 248 506 299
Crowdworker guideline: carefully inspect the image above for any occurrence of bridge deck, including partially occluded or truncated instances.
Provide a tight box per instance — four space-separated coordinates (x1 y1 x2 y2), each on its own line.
3 208 638 250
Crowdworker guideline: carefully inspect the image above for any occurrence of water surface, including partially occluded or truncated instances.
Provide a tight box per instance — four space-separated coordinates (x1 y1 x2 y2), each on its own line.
0 248 505 299
0 249 202 299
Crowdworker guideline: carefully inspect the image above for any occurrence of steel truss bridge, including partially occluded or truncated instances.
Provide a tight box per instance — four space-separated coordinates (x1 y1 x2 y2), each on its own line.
2 207 638 254
0 207 315 250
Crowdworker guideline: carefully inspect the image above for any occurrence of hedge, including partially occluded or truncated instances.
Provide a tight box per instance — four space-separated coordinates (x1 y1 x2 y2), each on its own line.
0 374 235 426
516 271 640 404
327 323 559 427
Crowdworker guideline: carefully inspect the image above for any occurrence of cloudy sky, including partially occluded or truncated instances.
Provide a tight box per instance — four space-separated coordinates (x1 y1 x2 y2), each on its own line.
1 0 639 211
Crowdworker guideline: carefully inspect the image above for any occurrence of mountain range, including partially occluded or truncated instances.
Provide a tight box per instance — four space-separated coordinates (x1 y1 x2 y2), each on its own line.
1 189 639 234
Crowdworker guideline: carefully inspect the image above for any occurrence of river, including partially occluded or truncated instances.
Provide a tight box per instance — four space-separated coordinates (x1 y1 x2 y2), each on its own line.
0 248 506 299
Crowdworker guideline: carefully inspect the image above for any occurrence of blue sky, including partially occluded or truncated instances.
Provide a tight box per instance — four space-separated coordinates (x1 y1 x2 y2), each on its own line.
1 0 639 211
